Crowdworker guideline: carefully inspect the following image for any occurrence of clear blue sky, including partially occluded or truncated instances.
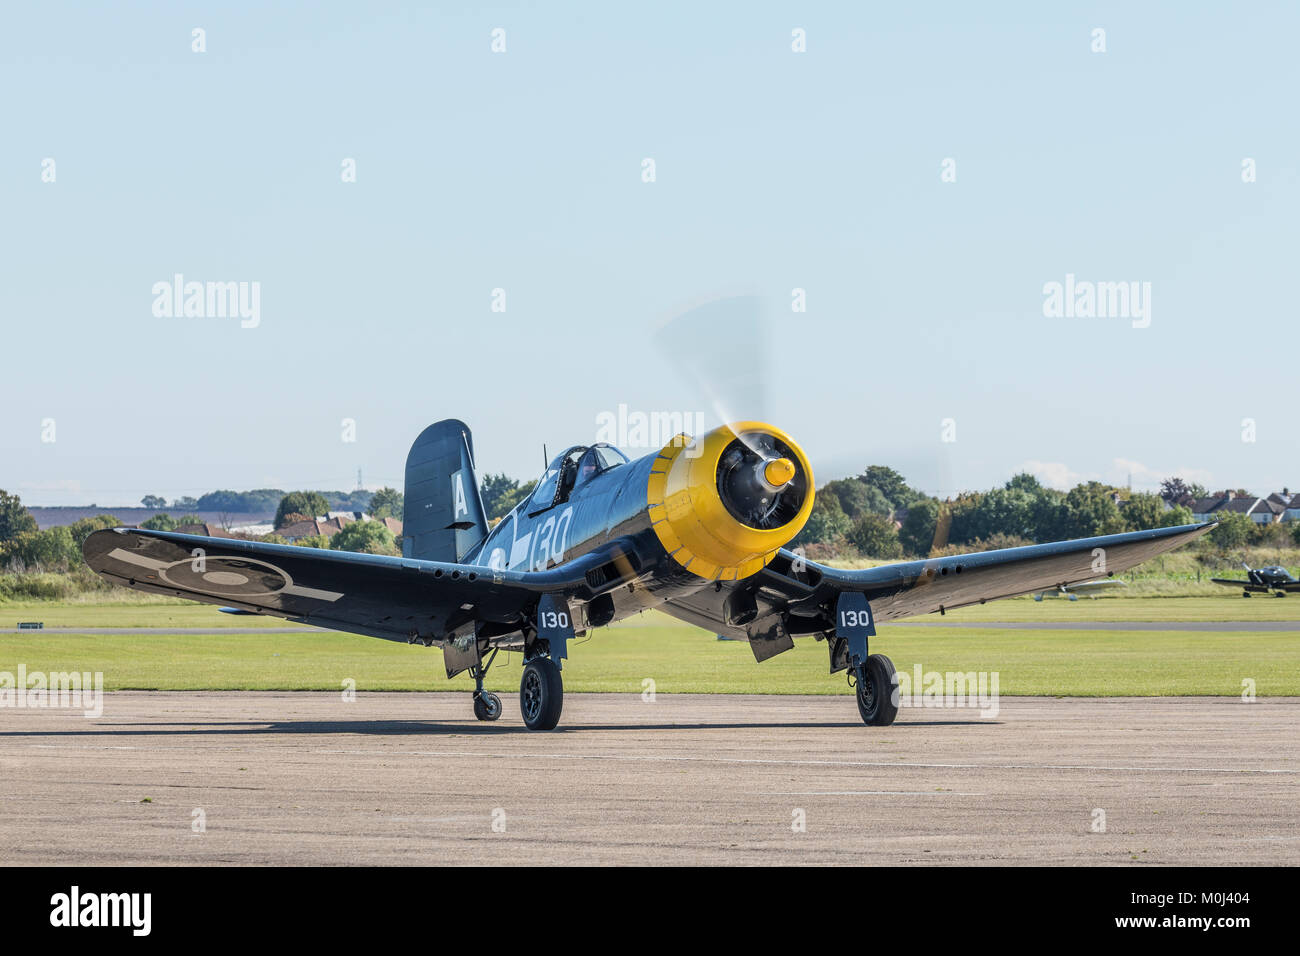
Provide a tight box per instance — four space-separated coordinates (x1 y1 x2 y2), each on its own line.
3 2 1296 506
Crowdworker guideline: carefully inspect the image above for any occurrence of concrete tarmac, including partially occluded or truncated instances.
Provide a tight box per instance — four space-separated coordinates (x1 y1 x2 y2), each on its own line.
0 693 1295 865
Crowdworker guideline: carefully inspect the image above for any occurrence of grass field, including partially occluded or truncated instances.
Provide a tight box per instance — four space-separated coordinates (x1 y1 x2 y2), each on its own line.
0 602 282 629
921 595 1300 622
1 600 1296 696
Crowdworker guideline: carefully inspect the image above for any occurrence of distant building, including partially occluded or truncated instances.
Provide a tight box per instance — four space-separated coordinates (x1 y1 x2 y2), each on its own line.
172 523 235 538
1186 493 1285 525
230 522 275 537
274 513 401 543
1187 497 1225 522
1284 497 1300 523
276 516 350 542
1259 498 1288 523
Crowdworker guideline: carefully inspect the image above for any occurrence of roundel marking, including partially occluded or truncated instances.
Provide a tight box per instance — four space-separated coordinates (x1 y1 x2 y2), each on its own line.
158 556 291 597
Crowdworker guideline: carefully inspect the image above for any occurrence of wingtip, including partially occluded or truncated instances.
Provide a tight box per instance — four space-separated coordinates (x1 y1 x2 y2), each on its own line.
1154 521 1215 536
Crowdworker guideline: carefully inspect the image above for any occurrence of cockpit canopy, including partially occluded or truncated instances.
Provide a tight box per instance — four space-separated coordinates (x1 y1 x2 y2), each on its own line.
528 443 629 514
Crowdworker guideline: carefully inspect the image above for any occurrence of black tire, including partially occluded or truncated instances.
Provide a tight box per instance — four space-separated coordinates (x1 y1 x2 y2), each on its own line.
473 692 502 721
855 653 899 727
519 657 563 730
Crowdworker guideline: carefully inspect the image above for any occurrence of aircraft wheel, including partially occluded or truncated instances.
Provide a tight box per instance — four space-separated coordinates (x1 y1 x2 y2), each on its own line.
520 657 563 730
473 692 502 721
855 653 899 727
1243 591 1251 598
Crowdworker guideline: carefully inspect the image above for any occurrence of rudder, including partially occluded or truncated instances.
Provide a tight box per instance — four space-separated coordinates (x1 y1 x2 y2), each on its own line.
402 419 489 563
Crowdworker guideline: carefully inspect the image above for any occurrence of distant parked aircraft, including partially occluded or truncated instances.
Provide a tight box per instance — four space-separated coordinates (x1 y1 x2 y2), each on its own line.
1033 579 1128 601
1211 563 1300 597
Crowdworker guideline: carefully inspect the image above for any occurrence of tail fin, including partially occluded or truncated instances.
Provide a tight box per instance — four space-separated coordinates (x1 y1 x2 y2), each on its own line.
402 419 489 563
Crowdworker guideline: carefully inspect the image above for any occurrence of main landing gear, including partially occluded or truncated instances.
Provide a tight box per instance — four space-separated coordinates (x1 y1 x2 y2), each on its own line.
519 655 564 731
849 654 899 726
835 592 899 727
516 593 573 731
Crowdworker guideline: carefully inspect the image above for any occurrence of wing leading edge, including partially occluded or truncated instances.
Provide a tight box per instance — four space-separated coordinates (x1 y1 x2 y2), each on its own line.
803 522 1216 623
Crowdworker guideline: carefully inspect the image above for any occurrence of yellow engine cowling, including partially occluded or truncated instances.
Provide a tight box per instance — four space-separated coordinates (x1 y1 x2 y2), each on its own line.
646 421 815 581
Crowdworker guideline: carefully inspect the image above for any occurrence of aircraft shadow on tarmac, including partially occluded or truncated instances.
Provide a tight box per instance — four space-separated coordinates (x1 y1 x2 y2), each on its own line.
0 717 997 737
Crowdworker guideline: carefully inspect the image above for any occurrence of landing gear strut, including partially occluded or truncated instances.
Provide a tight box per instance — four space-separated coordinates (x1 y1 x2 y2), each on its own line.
470 648 501 721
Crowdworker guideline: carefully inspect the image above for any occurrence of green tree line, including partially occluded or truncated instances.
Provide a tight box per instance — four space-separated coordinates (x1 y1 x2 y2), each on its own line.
791 467 1281 559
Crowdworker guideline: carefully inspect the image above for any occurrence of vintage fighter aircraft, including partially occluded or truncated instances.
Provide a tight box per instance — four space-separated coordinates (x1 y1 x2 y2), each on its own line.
1211 562 1300 597
84 419 1214 730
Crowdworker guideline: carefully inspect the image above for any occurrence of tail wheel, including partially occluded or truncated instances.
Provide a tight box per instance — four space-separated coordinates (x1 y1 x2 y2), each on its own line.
520 657 564 731
473 692 502 721
855 654 899 727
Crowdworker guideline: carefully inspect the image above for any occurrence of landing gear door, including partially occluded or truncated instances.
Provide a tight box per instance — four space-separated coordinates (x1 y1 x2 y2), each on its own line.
536 593 575 670
835 592 875 667
442 632 481 680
